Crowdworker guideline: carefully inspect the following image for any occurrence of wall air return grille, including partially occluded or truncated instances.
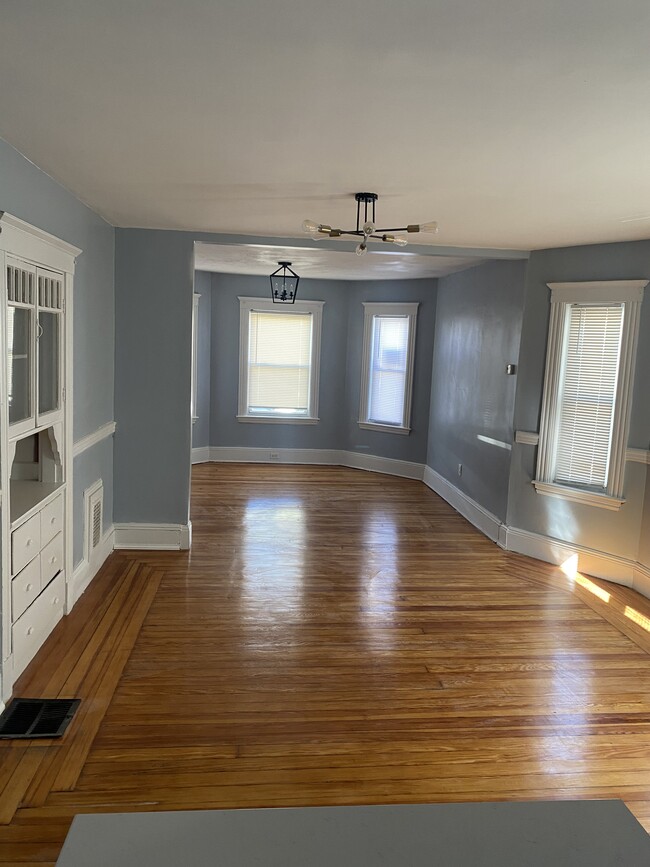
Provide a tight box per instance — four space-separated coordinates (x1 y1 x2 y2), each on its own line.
85 480 104 563
7 264 35 304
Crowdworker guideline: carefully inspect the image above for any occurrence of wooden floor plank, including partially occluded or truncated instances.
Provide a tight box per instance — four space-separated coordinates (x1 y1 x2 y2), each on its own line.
0 464 649 861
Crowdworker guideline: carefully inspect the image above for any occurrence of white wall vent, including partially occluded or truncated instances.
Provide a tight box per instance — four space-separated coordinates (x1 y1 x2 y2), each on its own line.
84 480 103 564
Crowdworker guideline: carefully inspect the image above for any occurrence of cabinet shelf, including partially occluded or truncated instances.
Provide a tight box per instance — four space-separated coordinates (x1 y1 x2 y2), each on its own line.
10 480 64 527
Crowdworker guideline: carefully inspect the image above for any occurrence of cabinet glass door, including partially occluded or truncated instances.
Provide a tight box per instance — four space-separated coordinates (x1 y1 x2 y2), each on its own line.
38 311 61 417
8 305 34 427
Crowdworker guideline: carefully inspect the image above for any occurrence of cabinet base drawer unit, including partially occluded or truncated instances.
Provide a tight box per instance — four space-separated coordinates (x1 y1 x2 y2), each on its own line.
40 494 64 548
11 512 41 576
11 556 41 621
12 572 65 680
41 532 64 588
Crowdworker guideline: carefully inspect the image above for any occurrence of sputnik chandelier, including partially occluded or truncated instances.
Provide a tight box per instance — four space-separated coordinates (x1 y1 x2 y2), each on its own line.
303 192 438 256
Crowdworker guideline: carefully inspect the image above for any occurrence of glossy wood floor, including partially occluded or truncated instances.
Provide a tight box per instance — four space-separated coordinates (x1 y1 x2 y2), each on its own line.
2 463 650 864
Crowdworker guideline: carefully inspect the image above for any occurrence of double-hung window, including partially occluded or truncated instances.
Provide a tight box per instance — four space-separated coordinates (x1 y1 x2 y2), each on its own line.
359 302 418 434
237 297 323 423
534 281 646 510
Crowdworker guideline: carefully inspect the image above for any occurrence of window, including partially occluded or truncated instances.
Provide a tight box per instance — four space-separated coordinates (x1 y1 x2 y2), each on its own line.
534 280 646 510
237 297 323 423
359 302 418 434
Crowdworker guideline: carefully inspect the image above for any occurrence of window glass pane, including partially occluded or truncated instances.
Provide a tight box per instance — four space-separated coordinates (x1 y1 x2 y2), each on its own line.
8 306 33 425
38 311 60 416
248 311 312 414
368 316 409 425
554 304 624 489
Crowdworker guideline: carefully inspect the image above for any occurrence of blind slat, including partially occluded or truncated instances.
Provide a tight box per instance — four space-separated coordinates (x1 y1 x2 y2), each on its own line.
554 304 624 489
248 311 312 414
368 316 410 426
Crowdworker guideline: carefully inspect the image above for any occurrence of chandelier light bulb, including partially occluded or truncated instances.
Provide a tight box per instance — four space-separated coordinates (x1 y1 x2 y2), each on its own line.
393 236 408 246
363 221 375 236
302 219 319 234
419 221 439 234
355 242 368 256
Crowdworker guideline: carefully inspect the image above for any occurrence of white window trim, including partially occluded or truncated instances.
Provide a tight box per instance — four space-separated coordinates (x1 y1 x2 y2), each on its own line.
191 292 200 424
358 302 419 435
534 280 647 510
237 296 323 424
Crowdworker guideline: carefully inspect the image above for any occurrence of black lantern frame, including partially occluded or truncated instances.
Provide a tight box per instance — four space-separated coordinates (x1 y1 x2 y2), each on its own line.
270 261 300 304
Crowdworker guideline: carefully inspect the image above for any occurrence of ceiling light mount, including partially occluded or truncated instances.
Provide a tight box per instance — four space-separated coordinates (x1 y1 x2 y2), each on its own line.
304 192 438 255
270 260 299 304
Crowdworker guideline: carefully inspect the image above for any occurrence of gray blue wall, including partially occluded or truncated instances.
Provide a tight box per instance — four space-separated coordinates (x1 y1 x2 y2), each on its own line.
427 260 527 521
0 137 115 566
192 270 211 451
114 229 194 526
507 242 650 560
195 273 436 463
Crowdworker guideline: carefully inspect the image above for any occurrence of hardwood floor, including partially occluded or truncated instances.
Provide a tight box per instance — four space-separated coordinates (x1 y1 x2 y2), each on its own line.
1 462 650 863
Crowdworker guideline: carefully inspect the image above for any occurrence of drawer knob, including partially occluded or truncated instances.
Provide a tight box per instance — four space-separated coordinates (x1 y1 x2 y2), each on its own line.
50 517 57 525
53 597 60 605
25 583 33 592
26 538 33 547
50 556 57 564
26 626 33 636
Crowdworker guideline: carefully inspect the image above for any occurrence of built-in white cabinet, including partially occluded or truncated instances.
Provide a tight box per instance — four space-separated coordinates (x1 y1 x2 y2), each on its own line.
1 213 79 698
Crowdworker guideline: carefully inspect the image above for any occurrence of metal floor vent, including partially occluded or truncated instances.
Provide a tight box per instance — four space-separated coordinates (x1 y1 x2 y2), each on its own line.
0 698 80 739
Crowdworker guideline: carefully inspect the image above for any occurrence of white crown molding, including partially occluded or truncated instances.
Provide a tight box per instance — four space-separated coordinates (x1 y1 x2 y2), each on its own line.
547 280 648 303
114 523 191 551
0 211 82 272
73 421 116 458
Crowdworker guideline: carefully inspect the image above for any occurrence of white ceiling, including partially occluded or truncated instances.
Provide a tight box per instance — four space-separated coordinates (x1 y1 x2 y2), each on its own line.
2 1 650 251
195 243 479 280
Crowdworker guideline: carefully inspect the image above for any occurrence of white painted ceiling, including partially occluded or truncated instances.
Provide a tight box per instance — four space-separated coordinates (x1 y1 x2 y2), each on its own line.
195 243 479 280
2 1 650 250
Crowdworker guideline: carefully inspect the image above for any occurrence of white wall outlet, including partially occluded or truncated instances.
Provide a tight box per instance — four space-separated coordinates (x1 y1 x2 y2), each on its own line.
269 451 280 461
457 463 463 477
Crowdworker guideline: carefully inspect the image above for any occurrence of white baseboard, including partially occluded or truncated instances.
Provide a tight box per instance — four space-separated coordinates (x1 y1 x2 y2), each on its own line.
191 446 211 464
422 465 650 601
423 465 502 542
114 522 192 551
69 526 115 608
633 562 650 598
205 446 341 465
344 451 424 480
200 446 425 480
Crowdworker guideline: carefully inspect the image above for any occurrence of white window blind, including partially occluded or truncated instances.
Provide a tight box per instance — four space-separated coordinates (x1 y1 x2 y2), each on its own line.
368 316 410 426
247 310 313 415
554 304 624 489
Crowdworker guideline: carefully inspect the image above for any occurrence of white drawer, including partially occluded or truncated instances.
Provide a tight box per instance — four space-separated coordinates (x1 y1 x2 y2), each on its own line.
12 572 65 680
12 513 41 576
11 556 41 621
41 532 64 588
41 495 64 548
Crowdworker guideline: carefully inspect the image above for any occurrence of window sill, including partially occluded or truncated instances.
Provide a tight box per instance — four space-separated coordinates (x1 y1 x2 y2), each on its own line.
533 480 625 511
358 421 411 436
237 415 320 425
